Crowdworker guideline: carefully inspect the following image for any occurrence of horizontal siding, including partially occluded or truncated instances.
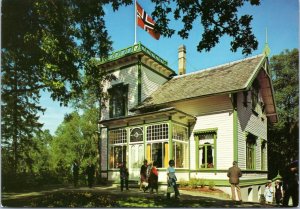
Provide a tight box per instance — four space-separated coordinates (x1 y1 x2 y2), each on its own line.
141 66 168 102
237 91 268 171
172 94 232 116
101 66 138 120
190 111 234 170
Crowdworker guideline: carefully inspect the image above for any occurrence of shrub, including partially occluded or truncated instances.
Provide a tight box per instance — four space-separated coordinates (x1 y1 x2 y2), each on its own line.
189 178 199 188
208 181 215 190
178 179 189 187
199 178 206 188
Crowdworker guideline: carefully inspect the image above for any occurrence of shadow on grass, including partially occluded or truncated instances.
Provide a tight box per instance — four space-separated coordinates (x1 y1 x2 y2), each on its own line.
2 190 269 208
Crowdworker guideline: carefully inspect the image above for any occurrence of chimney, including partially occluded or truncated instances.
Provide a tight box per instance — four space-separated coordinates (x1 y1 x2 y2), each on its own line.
178 45 186 75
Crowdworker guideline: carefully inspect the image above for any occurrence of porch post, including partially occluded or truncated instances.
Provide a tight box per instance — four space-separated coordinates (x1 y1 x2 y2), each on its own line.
168 117 173 162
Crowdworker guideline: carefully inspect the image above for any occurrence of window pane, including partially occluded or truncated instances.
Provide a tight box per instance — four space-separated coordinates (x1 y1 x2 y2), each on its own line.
146 124 169 141
130 144 144 168
163 142 169 168
109 84 127 118
198 133 215 169
173 142 187 168
152 143 163 168
109 144 127 169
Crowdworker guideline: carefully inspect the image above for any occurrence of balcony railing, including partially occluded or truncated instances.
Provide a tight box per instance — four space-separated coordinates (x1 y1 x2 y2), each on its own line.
99 42 168 66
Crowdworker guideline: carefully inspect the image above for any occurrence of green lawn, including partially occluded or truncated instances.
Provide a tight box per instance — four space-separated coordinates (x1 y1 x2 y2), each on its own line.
2 190 273 208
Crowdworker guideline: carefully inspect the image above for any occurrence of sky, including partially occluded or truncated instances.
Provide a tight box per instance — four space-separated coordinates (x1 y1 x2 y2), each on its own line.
39 0 299 135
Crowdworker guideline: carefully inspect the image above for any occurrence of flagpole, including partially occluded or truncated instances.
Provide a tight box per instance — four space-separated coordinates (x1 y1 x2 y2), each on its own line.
134 0 137 44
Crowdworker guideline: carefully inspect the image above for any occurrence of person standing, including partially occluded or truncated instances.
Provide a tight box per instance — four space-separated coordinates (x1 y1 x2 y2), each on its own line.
283 160 298 207
264 181 274 204
274 180 283 205
143 162 153 192
119 161 129 191
86 160 95 188
148 161 159 194
166 159 180 199
227 161 242 202
140 160 148 191
72 160 79 187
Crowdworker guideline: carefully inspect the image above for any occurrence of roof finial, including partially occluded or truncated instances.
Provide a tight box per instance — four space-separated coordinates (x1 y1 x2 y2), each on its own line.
263 27 271 57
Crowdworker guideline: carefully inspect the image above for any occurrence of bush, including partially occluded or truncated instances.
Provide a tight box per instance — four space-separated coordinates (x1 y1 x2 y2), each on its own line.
189 178 199 188
208 181 215 190
199 178 206 188
178 179 189 187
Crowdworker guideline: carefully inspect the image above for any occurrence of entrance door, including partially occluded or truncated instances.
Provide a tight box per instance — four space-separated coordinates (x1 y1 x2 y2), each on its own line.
129 143 144 180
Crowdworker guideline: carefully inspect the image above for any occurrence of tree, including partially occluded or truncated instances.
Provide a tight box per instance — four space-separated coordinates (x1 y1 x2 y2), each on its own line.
268 49 299 179
1 0 112 176
49 110 98 184
151 0 260 55
2 0 261 180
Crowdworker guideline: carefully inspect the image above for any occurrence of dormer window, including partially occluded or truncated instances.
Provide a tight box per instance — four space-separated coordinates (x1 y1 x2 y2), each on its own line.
108 83 128 118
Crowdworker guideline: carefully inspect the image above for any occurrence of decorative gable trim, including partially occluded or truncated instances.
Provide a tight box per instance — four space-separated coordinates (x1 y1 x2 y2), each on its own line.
194 128 218 135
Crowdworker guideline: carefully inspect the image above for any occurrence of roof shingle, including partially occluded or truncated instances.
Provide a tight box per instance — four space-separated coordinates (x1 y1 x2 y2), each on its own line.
137 54 265 109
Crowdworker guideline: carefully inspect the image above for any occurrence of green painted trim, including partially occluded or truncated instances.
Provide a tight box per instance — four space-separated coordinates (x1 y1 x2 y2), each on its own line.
99 42 167 65
126 127 129 164
99 42 177 76
195 135 199 170
194 128 218 135
231 93 238 163
143 124 146 161
108 120 169 130
245 56 267 90
168 119 173 161
141 63 171 80
214 133 217 170
194 129 217 169
107 128 109 174
138 59 142 104
233 109 238 162
188 122 191 179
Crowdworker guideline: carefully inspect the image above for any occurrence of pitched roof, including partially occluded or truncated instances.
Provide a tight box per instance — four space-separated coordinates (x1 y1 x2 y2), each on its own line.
135 54 265 109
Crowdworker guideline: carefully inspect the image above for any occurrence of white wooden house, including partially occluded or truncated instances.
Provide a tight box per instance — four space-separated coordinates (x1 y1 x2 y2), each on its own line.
98 43 277 202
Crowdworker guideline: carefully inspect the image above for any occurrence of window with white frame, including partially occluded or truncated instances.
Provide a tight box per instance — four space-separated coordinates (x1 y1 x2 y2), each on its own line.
108 83 128 118
199 133 215 168
172 124 189 168
109 129 127 169
147 123 168 141
195 131 216 169
146 123 169 168
129 127 144 169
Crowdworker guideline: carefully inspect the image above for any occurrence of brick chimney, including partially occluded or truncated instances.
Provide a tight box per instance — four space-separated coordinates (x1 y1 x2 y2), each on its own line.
178 45 186 75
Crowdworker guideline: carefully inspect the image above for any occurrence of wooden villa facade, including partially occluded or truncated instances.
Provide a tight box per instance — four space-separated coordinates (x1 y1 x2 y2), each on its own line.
98 43 277 202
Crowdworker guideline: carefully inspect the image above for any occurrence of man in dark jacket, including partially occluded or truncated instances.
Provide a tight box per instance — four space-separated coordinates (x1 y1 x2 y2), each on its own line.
119 161 129 191
86 160 95 188
227 161 242 202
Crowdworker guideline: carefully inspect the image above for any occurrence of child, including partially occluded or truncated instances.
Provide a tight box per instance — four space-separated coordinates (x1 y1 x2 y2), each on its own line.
264 181 274 204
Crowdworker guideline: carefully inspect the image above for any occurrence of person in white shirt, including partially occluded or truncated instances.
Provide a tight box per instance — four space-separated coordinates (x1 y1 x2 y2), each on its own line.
166 159 180 199
264 181 274 204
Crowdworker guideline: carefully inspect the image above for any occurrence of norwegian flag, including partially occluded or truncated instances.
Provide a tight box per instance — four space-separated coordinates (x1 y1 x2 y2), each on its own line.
136 2 160 40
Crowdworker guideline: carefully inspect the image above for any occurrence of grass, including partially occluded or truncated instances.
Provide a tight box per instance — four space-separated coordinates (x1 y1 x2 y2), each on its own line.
2 189 271 208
